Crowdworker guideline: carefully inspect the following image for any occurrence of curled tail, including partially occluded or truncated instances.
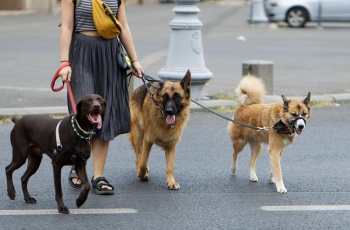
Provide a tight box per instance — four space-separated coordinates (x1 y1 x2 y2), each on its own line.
235 74 266 106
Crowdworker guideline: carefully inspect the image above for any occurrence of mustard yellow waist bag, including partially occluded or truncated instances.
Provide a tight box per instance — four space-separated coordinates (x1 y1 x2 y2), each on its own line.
91 0 123 39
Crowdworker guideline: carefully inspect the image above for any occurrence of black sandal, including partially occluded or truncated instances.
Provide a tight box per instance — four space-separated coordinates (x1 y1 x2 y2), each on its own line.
91 176 115 195
68 166 83 189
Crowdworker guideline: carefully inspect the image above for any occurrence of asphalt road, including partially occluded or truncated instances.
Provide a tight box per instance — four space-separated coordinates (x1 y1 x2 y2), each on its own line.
0 104 350 229
1 1 350 229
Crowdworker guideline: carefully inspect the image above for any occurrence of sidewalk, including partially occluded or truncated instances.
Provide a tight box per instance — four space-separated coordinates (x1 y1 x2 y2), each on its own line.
0 0 349 117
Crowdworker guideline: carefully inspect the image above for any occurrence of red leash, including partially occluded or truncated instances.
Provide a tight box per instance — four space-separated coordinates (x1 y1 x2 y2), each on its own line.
50 62 77 114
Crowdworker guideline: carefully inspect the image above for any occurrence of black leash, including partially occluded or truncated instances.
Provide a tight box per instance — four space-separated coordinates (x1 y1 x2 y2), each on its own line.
140 72 166 119
190 99 269 131
139 72 270 132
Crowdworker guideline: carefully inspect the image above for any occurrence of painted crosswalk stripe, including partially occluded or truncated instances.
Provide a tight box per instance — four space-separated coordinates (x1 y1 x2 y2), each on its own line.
261 205 350 211
0 208 138 215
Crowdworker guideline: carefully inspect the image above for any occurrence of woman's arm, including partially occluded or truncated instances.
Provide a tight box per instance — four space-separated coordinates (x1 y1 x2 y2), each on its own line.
118 0 143 77
59 0 75 81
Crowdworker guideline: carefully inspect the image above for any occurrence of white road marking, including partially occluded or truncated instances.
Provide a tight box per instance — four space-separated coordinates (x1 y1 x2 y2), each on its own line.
0 208 138 215
261 205 350 211
0 106 68 115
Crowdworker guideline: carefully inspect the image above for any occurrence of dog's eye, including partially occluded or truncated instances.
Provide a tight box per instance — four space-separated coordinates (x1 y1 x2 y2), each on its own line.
301 111 308 116
290 112 297 117
163 93 169 101
174 93 182 102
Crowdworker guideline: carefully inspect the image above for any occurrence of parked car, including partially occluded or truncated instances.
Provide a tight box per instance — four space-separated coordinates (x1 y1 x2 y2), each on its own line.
264 0 350 27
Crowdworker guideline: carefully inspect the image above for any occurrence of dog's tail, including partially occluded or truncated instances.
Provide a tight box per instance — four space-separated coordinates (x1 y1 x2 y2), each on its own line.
235 74 266 106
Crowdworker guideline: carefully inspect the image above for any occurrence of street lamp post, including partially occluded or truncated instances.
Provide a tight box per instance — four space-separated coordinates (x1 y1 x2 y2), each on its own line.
158 0 213 99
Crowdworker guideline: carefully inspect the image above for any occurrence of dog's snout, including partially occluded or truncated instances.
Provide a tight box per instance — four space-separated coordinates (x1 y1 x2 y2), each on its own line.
165 100 177 115
91 102 102 114
166 107 173 115
295 119 306 130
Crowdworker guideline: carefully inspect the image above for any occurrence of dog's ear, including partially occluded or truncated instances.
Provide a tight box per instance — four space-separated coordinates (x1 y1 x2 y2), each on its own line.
100 97 107 118
76 99 83 115
304 92 311 118
181 70 191 95
281 95 290 112
303 92 311 109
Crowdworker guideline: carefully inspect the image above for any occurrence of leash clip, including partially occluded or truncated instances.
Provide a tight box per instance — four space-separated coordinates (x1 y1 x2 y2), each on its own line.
70 155 77 162
53 145 63 156
256 127 270 131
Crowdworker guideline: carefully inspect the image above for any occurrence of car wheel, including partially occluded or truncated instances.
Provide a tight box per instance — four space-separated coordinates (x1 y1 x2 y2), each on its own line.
286 7 308 27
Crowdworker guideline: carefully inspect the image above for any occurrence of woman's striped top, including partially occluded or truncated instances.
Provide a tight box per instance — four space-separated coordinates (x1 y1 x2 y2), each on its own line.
74 0 119 32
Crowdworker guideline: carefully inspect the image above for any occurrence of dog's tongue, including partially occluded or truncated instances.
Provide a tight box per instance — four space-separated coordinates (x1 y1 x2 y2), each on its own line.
296 128 303 135
88 114 102 129
166 115 176 125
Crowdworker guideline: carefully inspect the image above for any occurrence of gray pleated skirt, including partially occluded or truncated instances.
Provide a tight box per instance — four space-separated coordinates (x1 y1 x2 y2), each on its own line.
68 33 130 141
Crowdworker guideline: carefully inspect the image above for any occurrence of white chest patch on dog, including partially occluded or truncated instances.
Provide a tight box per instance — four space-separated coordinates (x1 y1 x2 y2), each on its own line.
284 138 292 146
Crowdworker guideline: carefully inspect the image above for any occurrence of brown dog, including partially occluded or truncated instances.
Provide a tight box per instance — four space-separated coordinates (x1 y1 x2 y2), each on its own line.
227 75 311 193
128 70 191 190
5 94 106 214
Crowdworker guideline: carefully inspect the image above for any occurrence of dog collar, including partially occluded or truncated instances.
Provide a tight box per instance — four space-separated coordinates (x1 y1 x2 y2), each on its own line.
70 116 95 141
273 116 307 135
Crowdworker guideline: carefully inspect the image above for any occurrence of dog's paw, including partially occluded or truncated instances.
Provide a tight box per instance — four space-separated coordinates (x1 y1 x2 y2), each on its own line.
138 168 149 182
276 182 287 193
24 197 37 204
231 165 237 174
139 175 149 182
276 187 287 193
7 192 16 200
167 182 180 190
250 173 259 182
58 206 70 214
76 197 87 208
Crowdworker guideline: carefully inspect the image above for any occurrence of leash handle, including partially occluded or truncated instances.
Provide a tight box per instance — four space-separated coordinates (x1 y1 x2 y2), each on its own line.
50 62 71 92
50 62 77 114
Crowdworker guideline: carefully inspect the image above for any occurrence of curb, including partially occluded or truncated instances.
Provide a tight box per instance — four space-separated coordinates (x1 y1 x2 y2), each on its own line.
1 93 349 117
0 100 238 117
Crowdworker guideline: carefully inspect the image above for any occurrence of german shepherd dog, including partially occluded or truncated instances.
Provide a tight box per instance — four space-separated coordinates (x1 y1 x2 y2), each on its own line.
128 70 191 190
227 75 311 193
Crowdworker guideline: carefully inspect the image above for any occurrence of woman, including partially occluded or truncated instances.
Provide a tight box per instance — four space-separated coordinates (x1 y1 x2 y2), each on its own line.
59 0 142 194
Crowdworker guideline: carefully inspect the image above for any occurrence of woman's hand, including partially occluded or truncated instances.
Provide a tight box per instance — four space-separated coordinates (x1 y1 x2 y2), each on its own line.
132 60 143 78
58 63 72 82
